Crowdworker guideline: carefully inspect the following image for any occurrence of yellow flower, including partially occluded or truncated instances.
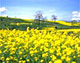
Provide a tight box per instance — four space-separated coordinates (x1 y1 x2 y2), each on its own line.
1 57 4 61
19 51 22 55
19 61 22 63
6 58 10 61
16 23 20 26
30 51 34 54
40 60 44 62
34 50 38 53
26 59 30 62
34 57 38 61
10 56 13 59
52 55 57 61
54 59 62 63
66 57 71 61
22 60 26 63
49 61 52 63
50 48 54 53
61 55 66 59
0 50 2 54
42 53 48 57
72 61 76 63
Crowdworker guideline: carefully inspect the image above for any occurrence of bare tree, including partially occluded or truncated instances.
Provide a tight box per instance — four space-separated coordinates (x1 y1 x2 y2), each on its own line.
34 11 43 21
51 15 57 21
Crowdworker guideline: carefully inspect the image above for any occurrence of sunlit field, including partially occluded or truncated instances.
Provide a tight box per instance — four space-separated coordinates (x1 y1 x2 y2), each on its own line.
0 28 80 63
0 17 80 63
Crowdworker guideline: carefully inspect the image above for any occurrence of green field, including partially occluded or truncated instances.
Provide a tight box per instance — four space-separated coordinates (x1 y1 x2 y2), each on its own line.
0 16 80 31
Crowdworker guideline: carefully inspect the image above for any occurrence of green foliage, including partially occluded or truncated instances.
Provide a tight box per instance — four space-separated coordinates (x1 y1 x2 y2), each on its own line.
0 16 80 31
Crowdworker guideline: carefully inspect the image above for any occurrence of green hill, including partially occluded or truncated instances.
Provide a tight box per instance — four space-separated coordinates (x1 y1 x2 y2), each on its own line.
0 16 80 31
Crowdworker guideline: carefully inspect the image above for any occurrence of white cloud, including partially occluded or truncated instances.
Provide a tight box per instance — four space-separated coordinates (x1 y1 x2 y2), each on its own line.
43 9 56 19
1 14 8 17
78 12 80 17
45 9 56 14
57 16 62 20
72 11 78 15
48 9 55 13
16 15 34 19
71 18 77 20
0 7 7 12
72 11 80 20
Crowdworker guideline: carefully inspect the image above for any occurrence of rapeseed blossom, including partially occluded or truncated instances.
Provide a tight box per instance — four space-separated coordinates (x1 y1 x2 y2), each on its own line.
0 28 80 63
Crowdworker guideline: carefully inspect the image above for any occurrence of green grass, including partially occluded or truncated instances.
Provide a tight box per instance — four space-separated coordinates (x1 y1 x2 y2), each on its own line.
0 16 80 31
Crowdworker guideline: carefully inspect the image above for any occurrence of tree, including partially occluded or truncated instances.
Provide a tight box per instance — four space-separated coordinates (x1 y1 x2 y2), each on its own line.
51 15 57 21
71 20 77 25
34 11 43 21
34 11 44 27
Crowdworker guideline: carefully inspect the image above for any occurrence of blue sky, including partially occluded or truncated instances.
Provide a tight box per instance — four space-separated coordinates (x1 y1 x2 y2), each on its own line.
0 0 80 20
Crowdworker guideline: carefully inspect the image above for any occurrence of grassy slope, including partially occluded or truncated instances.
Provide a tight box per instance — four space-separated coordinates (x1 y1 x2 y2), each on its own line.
0 16 80 31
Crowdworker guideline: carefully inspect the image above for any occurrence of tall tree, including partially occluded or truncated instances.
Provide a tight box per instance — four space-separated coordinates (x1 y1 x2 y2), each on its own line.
51 15 57 21
34 11 43 21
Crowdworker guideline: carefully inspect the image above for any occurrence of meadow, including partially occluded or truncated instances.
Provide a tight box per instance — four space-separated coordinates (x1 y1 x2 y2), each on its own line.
0 16 80 63
0 16 80 31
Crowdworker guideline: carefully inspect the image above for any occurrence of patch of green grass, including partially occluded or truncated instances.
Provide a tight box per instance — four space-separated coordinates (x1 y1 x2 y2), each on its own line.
0 16 80 31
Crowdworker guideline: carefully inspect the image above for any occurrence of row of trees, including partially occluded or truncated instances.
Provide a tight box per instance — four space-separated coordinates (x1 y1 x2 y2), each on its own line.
34 11 57 21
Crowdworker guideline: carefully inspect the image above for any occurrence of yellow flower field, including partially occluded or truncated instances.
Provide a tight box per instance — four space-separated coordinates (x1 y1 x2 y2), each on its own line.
0 28 80 63
48 21 80 26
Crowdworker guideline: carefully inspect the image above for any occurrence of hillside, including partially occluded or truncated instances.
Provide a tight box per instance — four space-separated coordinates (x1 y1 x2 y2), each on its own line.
0 16 80 31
